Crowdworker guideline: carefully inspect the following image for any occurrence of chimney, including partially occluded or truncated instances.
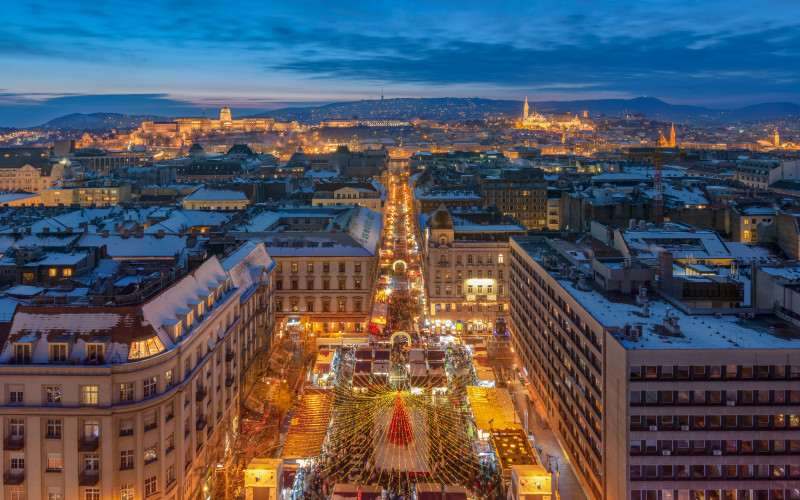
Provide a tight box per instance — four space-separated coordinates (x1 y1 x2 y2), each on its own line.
135 229 144 238
157 229 165 238
43 227 50 234
102 229 109 238
66 227 73 233
123 229 131 238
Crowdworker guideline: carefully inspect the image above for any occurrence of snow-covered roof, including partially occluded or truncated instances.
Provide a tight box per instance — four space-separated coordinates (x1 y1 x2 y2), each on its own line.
183 187 248 201
78 233 188 259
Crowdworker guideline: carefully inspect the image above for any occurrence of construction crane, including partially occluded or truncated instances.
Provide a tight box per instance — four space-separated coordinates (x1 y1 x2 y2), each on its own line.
653 138 663 227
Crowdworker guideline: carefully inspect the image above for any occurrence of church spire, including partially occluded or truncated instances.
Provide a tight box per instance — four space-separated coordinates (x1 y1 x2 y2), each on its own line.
669 123 676 148
523 96 529 119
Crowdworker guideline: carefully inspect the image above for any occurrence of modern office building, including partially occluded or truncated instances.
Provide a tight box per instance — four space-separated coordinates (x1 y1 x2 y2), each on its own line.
509 235 800 500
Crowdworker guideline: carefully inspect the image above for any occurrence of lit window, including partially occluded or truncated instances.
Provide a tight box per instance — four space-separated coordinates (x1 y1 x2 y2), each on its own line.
119 382 134 402
143 377 157 398
47 453 62 471
49 268 58 277
80 385 99 406
45 386 62 405
84 488 100 500
144 476 158 497
121 484 134 500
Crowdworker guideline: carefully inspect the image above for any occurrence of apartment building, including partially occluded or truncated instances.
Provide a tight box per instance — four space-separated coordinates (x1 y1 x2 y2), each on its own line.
481 172 548 230
0 148 67 193
0 250 273 500
509 236 800 500
231 206 382 338
421 205 526 335
311 182 386 215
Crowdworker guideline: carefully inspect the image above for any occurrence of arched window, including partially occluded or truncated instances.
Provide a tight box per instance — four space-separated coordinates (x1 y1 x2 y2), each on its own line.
439 236 447 245
498 253 504 264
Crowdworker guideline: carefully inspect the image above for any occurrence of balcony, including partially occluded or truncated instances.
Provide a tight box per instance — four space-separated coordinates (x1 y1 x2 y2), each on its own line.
78 436 99 452
79 470 100 486
3 470 24 485
3 435 24 451
225 350 234 362
195 385 208 401
196 415 208 430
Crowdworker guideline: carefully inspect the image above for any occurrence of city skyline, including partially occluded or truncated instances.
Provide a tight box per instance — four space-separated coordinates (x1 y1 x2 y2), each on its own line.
2 0 800 126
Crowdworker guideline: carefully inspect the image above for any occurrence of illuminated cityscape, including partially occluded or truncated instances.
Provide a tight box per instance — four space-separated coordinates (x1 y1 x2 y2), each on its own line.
1 1 800 500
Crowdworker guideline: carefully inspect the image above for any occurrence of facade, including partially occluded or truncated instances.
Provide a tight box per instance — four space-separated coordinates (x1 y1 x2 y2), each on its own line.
481 173 548 230
39 183 132 207
731 206 776 243
421 206 526 335
230 206 383 338
182 188 250 211
735 160 780 190
0 252 275 500
0 148 66 193
311 182 386 215
508 236 800 500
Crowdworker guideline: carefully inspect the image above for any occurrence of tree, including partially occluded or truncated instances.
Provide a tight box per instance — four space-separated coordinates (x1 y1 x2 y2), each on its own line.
387 391 413 446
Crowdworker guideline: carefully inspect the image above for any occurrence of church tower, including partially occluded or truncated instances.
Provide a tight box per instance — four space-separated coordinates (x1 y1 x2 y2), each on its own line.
669 123 676 148
772 128 780 147
523 96 529 120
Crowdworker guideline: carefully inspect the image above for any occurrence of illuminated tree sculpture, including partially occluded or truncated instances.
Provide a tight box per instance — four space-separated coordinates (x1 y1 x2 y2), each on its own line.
387 391 413 445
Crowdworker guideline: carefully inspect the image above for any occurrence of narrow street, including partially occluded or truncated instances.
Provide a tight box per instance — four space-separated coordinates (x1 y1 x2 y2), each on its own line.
490 344 589 500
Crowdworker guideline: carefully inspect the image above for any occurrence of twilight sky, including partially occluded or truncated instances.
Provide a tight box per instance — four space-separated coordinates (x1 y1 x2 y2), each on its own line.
1 0 799 126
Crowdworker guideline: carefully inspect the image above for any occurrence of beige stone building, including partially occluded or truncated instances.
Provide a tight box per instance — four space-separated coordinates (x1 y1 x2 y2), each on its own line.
0 148 66 193
311 182 386 216
231 206 382 339
509 236 800 500
182 187 249 211
421 205 526 335
40 183 132 207
0 246 275 500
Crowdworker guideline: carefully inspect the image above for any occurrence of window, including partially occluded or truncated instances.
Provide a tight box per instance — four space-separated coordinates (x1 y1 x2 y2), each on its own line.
276 280 283 290
46 385 62 405
322 300 330 312
145 476 158 497
85 488 100 500
323 263 330 273
49 267 57 277
143 377 157 398
81 385 98 405
354 263 361 273
166 464 175 484
354 300 361 313
12 344 30 364
307 262 314 273
121 485 134 500
9 385 23 404
47 453 62 472
46 419 62 438
291 280 298 290
323 279 330 290
48 489 63 500
144 444 158 464
165 369 174 388
354 279 361 290
50 344 67 363
307 279 314 290
339 262 346 273
307 301 314 312
11 487 25 500
120 382 134 402
120 450 134 470
276 262 282 273
291 262 298 273
290 300 298 312
83 454 99 471
338 299 346 312
63 268 73 277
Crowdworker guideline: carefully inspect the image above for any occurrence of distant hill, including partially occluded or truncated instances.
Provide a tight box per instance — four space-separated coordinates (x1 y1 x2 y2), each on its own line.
251 96 799 124
30 98 800 131
40 113 169 131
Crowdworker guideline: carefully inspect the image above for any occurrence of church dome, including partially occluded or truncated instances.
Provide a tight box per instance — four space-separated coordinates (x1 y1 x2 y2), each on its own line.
431 205 453 230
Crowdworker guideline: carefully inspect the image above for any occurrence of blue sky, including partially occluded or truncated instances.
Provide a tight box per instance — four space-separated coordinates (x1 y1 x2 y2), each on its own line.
1 0 799 126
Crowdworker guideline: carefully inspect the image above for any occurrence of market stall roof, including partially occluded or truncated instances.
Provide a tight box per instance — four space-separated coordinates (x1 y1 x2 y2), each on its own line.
467 386 518 431
472 356 492 368
475 367 496 382
428 360 445 375
427 349 446 361
372 360 391 374
314 350 334 375
355 348 373 360
354 360 372 374
332 484 382 499
490 427 538 478
281 388 334 460
409 348 425 362
373 349 391 361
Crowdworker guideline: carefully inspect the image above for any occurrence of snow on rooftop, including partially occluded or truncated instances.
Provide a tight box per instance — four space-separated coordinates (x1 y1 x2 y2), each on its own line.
556 278 800 350
183 187 248 201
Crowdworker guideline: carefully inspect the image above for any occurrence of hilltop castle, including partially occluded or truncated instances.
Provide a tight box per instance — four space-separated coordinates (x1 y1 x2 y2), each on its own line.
519 97 594 131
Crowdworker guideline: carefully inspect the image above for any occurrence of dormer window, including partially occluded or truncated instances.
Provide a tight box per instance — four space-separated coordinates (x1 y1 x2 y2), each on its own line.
50 344 68 363
12 344 31 364
86 344 104 363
